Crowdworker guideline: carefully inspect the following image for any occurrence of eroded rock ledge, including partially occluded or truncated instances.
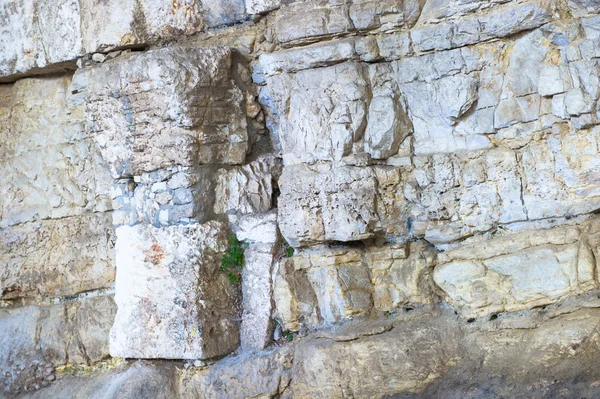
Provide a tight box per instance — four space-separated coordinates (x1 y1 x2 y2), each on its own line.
2 0 600 397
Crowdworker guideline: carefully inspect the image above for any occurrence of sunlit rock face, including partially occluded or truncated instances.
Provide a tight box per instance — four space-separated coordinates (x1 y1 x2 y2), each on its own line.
3 0 600 397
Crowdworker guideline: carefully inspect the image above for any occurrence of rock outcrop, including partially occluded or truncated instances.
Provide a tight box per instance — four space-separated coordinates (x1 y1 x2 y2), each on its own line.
2 0 600 397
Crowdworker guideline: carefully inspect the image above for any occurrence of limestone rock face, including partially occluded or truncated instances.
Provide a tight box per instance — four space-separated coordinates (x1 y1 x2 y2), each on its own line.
366 242 437 312
0 77 112 228
214 155 278 216
0 0 83 80
110 221 239 359
0 295 116 395
5 0 600 396
0 213 115 300
278 164 381 246
0 0 254 81
74 46 247 178
434 222 599 317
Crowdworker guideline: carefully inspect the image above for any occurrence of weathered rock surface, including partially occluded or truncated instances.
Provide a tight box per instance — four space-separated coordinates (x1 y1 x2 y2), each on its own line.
110 221 239 359
0 77 112 228
4 0 600 396
0 295 116 395
434 221 600 317
74 46 247 178
0 0 255 81
19 306 600 398
0 213 115 300
214 155 278 216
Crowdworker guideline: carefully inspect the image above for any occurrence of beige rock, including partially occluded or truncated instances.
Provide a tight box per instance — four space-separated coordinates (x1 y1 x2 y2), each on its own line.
273 256 321 332
434 224 597 317
366 242 437 312
0 295 116 394
0 77 112 227
0 213 115 300
297 247 372 324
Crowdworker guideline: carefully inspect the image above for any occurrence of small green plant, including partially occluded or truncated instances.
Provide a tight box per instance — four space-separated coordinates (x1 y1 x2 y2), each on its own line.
220 236 247 286
280 239 295 259
283 330 294 342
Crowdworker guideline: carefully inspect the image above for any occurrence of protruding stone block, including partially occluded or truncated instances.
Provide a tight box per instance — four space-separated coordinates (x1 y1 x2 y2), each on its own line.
74 46 247 178
110 221 239 359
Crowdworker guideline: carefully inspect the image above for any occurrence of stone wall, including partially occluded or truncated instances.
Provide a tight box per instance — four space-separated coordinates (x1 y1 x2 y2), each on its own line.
2 0 600 397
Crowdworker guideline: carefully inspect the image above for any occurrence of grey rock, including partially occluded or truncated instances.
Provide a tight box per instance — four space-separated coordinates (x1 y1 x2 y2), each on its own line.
0 213 115 300
241 243 278 350
75 46 247 178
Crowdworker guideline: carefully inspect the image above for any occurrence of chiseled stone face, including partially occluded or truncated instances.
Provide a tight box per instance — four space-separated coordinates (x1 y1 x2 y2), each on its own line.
110 221 239 359
73 46 247 178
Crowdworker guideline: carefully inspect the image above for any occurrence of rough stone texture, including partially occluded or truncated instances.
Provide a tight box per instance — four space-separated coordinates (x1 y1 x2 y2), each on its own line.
73 46 247 178
110 221 239 360
273 256 322 332
0 213 115 300
111 165 217 227
0 0 255 81
0 0 82 81
5 0 600 396
296 247 373 325
366 242 437 312
0 77 112 228
278 164 381 246
22 362 176 399
434 221 599 317
260 61 411 164
0 295 116 395
240 243 277 351
214 154 278 215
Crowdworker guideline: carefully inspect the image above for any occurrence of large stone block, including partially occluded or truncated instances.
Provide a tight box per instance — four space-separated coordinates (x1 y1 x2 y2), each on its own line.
110 221 239 359
262 62 369 163
414 148 527 245
0 213 115 300
0 0 213 81
0 0 82 81
260 61 412 163
433 224 596 317
73 46 247 178
0 77 112 228
278 164 381 246
79 0 204 53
